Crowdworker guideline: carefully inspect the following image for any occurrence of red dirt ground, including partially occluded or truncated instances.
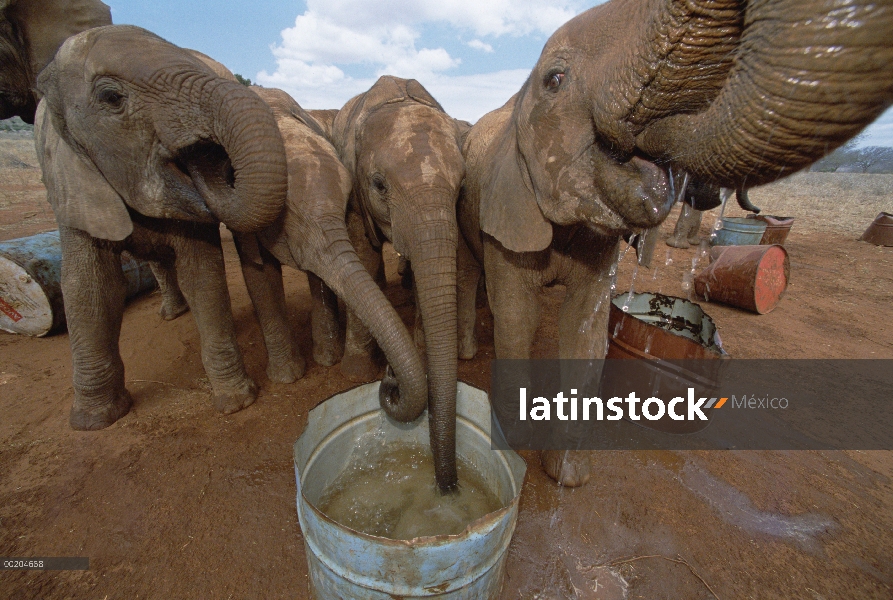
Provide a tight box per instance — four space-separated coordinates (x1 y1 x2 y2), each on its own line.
1 164 891 598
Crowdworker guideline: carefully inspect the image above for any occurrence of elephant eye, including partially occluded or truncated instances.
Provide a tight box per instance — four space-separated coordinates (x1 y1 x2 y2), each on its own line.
371 174 388 194
96 86 126 110
546 72 565 91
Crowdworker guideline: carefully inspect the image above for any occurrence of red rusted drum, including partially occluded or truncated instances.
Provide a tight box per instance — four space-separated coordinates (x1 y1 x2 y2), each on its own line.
859 212 893 247
604 293 728 434
747 214 795 245
695 244 789 314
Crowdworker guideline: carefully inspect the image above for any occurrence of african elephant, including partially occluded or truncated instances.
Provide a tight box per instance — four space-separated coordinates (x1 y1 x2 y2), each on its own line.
35 25 289 429
458 0 893 486
225 86 428 422
312 76 467 491
0 0 111 123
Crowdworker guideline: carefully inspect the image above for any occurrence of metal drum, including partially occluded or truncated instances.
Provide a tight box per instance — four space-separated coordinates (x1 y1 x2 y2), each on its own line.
0 230 157 336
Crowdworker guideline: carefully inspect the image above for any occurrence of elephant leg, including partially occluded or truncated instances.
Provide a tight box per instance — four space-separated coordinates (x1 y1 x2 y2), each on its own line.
666 203 698 248
341 209 385 382
542 239 619 487
172 225 257 414
457 235 480 360
234 234 305 384
308 272 343 367
483 237 540 360
686 209 704 245
149 260 189 321
60 226 133 430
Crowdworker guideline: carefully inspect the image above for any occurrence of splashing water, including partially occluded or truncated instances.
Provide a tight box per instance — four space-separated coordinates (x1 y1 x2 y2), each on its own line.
710 188 734 243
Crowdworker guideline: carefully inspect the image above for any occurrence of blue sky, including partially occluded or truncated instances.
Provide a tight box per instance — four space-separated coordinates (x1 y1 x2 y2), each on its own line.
109 0 892 147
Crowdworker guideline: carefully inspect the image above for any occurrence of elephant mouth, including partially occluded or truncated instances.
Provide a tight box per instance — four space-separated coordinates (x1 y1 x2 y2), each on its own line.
160 141 236 222
582 150 679 234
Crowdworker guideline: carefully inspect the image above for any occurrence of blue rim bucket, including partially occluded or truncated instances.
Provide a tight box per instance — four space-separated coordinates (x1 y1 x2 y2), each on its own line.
294 381 527 599
710 217 767 247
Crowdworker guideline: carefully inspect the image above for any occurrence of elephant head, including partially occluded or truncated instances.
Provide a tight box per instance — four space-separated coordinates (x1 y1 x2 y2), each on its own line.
0 0 111 122
331 76 466 491
480 0 893 253
34 25 288 240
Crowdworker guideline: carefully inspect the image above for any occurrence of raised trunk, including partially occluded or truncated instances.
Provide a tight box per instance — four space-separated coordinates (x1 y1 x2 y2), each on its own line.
299 217 429 423
636 0 893 187
199 80 288 231
406 199 459 492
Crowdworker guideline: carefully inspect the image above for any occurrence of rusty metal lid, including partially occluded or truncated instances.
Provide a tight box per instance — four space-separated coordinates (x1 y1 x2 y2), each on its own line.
859 212 893 247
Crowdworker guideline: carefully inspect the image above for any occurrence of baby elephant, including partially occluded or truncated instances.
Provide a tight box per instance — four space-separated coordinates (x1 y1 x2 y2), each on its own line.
229 86 429 423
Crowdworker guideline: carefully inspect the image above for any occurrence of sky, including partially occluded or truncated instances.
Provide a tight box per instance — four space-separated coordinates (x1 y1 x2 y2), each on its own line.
109 0 893 147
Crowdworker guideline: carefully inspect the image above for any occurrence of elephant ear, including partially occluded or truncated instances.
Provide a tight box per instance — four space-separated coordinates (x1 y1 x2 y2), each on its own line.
35 101 132 241
405 79 444 112
5 0 110 82
479 119 552 253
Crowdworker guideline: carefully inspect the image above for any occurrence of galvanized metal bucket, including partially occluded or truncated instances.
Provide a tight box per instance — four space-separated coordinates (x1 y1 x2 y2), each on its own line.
0 230 157 336
711 216 767 247
294 381 527 599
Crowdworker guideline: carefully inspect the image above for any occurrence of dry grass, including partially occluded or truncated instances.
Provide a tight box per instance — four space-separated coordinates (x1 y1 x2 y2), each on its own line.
727 171 893 235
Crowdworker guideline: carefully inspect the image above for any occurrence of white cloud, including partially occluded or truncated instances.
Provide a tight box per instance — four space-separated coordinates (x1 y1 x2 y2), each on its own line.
854 107 893 148
256 1 590 120
468 39 494 53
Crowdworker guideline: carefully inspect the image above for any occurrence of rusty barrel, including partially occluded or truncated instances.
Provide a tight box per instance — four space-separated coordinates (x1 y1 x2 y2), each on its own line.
604 293 728 434
746 214 795 245
293 382 526 599
694 244 789 314
0 230 158 336
859 212 893 247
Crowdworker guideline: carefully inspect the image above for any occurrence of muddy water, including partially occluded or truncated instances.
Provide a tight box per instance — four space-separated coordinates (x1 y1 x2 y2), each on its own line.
316 443 504 539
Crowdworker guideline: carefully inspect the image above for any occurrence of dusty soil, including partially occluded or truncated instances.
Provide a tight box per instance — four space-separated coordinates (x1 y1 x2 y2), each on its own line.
1 137 892 599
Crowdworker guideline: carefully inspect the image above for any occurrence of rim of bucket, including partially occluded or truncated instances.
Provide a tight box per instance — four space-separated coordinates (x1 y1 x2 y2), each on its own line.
295 381 526 545
0 255 54 336
611 292 726 355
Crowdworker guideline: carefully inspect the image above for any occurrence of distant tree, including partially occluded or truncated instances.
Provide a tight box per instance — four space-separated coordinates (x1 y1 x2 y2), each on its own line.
234 73 252 87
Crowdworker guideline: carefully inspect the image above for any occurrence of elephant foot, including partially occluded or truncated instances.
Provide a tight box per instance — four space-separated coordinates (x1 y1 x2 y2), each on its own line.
69 389 133 431
212 379 258 415
458 332 478 360
158 293 190 321
313 337 344 368
665 235 690 249
541 450 591 488
688 235 702 245
266 354 306 384
340 350 381 383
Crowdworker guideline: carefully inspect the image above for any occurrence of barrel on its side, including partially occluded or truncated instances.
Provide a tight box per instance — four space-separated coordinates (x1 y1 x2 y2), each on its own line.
859 212 893 247
0 231 157 336
695 245 789 314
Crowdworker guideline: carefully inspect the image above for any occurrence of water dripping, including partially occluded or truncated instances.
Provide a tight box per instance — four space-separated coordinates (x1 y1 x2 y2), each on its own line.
710 187 734 243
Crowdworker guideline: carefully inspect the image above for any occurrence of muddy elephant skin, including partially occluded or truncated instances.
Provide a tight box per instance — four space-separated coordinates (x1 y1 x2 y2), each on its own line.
34 25 289 430
316 76 466 491
230 86 429 429
458 0 893 486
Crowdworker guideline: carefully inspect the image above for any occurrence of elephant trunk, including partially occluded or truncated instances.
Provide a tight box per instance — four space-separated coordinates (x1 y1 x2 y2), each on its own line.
635 0 893 187
298 216 429 423
190 78 288 232
404 193 459 492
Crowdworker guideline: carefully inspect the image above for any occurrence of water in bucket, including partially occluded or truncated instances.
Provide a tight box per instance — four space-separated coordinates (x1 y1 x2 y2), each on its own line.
317 438 503 539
